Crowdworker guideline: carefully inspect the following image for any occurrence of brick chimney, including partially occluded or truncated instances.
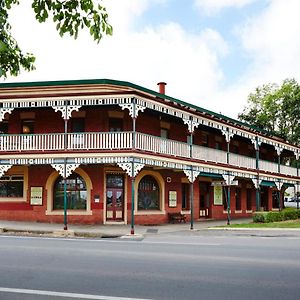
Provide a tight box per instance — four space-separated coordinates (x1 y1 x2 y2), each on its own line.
157 82 167 94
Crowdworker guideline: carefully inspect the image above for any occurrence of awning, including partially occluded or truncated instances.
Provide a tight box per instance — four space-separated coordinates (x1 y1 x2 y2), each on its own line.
199 172 224 179
260 180 276 187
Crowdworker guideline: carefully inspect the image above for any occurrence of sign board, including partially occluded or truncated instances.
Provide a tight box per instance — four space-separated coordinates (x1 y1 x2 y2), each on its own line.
214 185 223 205
169 191 177 207
30 187 43 205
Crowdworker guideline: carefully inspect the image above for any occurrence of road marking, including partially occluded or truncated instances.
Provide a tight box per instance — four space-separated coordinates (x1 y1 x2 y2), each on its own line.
0 287 151 300
0 235 220 246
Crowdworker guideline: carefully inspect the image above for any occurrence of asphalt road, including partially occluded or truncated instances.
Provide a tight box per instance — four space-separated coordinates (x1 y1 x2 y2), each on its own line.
0 230 299 300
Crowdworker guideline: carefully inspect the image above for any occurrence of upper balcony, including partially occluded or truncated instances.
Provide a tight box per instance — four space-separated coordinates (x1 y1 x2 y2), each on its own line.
0 131 297 177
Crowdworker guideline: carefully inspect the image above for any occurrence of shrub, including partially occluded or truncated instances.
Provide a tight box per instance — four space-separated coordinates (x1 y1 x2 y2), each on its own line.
265 211 283 223
282 209 298 221
253 212 268 223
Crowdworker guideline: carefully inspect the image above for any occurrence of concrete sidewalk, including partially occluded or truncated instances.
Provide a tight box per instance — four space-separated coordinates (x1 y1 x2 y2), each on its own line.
0 218 252 238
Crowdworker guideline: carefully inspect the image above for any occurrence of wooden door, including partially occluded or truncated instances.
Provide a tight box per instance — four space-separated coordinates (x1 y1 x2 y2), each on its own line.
106 188 124 221
199 182 210 218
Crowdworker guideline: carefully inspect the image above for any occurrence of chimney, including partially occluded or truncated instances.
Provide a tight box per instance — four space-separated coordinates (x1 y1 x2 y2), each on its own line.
157 82 167 94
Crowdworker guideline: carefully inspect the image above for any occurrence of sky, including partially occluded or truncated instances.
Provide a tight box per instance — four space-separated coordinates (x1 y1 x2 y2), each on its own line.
3 0 300 119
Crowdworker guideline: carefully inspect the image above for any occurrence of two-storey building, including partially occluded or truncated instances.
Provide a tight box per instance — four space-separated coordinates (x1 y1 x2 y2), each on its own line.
0 79 299 231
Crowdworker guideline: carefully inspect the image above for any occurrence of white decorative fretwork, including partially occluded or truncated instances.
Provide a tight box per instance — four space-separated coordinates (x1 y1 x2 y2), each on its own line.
117 162 144 177
221 129 234 143
224 174 236 186
0 165 12 178
119 103 146 118
251 178 262 189
53 105 82 120
0 108 14 122
183 170 200 183
183 119 200 133
51 163 80 178
275 181 283 191
275 146 283 156
251 138 262 150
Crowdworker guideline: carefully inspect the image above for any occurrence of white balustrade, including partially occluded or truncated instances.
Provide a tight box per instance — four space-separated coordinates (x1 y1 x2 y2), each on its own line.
279 164 298 177
229 153 256 169
135 132 190 158
67 132 133 150
0 132 298 178
192 145 227 164
259 160 279 173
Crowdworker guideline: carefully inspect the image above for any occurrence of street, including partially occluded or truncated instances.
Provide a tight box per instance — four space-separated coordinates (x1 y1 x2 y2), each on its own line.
0 230 300 300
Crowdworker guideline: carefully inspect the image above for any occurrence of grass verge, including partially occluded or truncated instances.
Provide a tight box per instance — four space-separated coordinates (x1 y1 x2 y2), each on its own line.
226 219 300 228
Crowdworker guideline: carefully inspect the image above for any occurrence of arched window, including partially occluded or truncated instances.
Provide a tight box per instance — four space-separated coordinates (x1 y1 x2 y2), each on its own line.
53 173 87 210
138 175 160 210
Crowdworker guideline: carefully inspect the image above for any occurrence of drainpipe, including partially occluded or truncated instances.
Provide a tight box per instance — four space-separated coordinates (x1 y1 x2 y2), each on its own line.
130 99 137 235
255 136 260 211
63 101 68 231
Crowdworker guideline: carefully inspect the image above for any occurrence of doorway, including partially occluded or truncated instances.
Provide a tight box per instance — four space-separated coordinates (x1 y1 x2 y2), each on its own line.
106 174 124 221
199 182 210 218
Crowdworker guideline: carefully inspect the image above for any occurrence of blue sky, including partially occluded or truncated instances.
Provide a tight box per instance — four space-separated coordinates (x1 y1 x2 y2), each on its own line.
4 0 300 118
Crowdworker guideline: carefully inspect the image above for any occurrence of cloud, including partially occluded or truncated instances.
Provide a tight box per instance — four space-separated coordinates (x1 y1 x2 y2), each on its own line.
5 0 228 117
194 0 257 15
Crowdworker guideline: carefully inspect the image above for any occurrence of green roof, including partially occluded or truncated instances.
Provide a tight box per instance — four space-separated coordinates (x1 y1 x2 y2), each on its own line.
0 78 274 136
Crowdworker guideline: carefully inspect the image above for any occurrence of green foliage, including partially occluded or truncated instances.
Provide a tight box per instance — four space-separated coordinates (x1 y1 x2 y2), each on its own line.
253 212 268 223
0 0 112 78
253 208 299 223
239 79 300 146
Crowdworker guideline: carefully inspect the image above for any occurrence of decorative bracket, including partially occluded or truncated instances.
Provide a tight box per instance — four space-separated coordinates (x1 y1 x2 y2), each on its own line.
0 165 12 178
251 138 262 150
224 174 236 186
252 178 262 189
275 146 283 156
183 170 200 183
53 105 82 120
0 108 14 122
51 163 80 178
119 103 146 118
117 162 144 177
221 129 234 143
275 181 283 191
183 118 200 134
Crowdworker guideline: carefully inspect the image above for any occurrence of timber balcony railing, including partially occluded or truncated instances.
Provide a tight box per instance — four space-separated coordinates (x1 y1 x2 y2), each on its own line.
0 132 298 177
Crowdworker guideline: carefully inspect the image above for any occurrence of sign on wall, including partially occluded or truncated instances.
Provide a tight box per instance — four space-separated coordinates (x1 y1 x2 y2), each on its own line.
30 187 43 205
214 185 223 205
169 191 177 207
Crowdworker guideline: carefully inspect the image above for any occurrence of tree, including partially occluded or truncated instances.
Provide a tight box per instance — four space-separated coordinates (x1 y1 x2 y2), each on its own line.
0 0 112 78
238 78 300 145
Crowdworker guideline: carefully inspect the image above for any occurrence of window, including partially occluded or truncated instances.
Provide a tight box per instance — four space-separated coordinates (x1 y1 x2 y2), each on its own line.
53 173 87 210
215 142 222 150
138 175 160 210
22 120 34 134
160 128 168 139
201 132 209 147
72 118 85 132
106 174 124 188
223 187 228 210
0 175 24 198
235 188 241 211
0 121 8 134
246 189 252 210
181 183 190 210
109 118 123 132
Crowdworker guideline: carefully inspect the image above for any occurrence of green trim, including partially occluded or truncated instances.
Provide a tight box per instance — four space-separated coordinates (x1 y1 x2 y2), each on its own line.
0 78 277 136
260 180 276 187
199 172 224 179
283 183 294 188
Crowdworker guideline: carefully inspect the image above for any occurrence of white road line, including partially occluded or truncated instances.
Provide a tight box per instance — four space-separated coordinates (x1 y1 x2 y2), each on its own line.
0 235 221 246
0 287 151 300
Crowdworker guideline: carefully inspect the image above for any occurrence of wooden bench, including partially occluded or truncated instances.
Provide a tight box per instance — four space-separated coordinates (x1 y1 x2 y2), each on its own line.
168 212 186 223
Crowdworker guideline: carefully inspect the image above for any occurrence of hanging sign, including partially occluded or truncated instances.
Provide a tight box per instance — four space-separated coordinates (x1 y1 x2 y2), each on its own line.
214 185 223 205
30 187 43 205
